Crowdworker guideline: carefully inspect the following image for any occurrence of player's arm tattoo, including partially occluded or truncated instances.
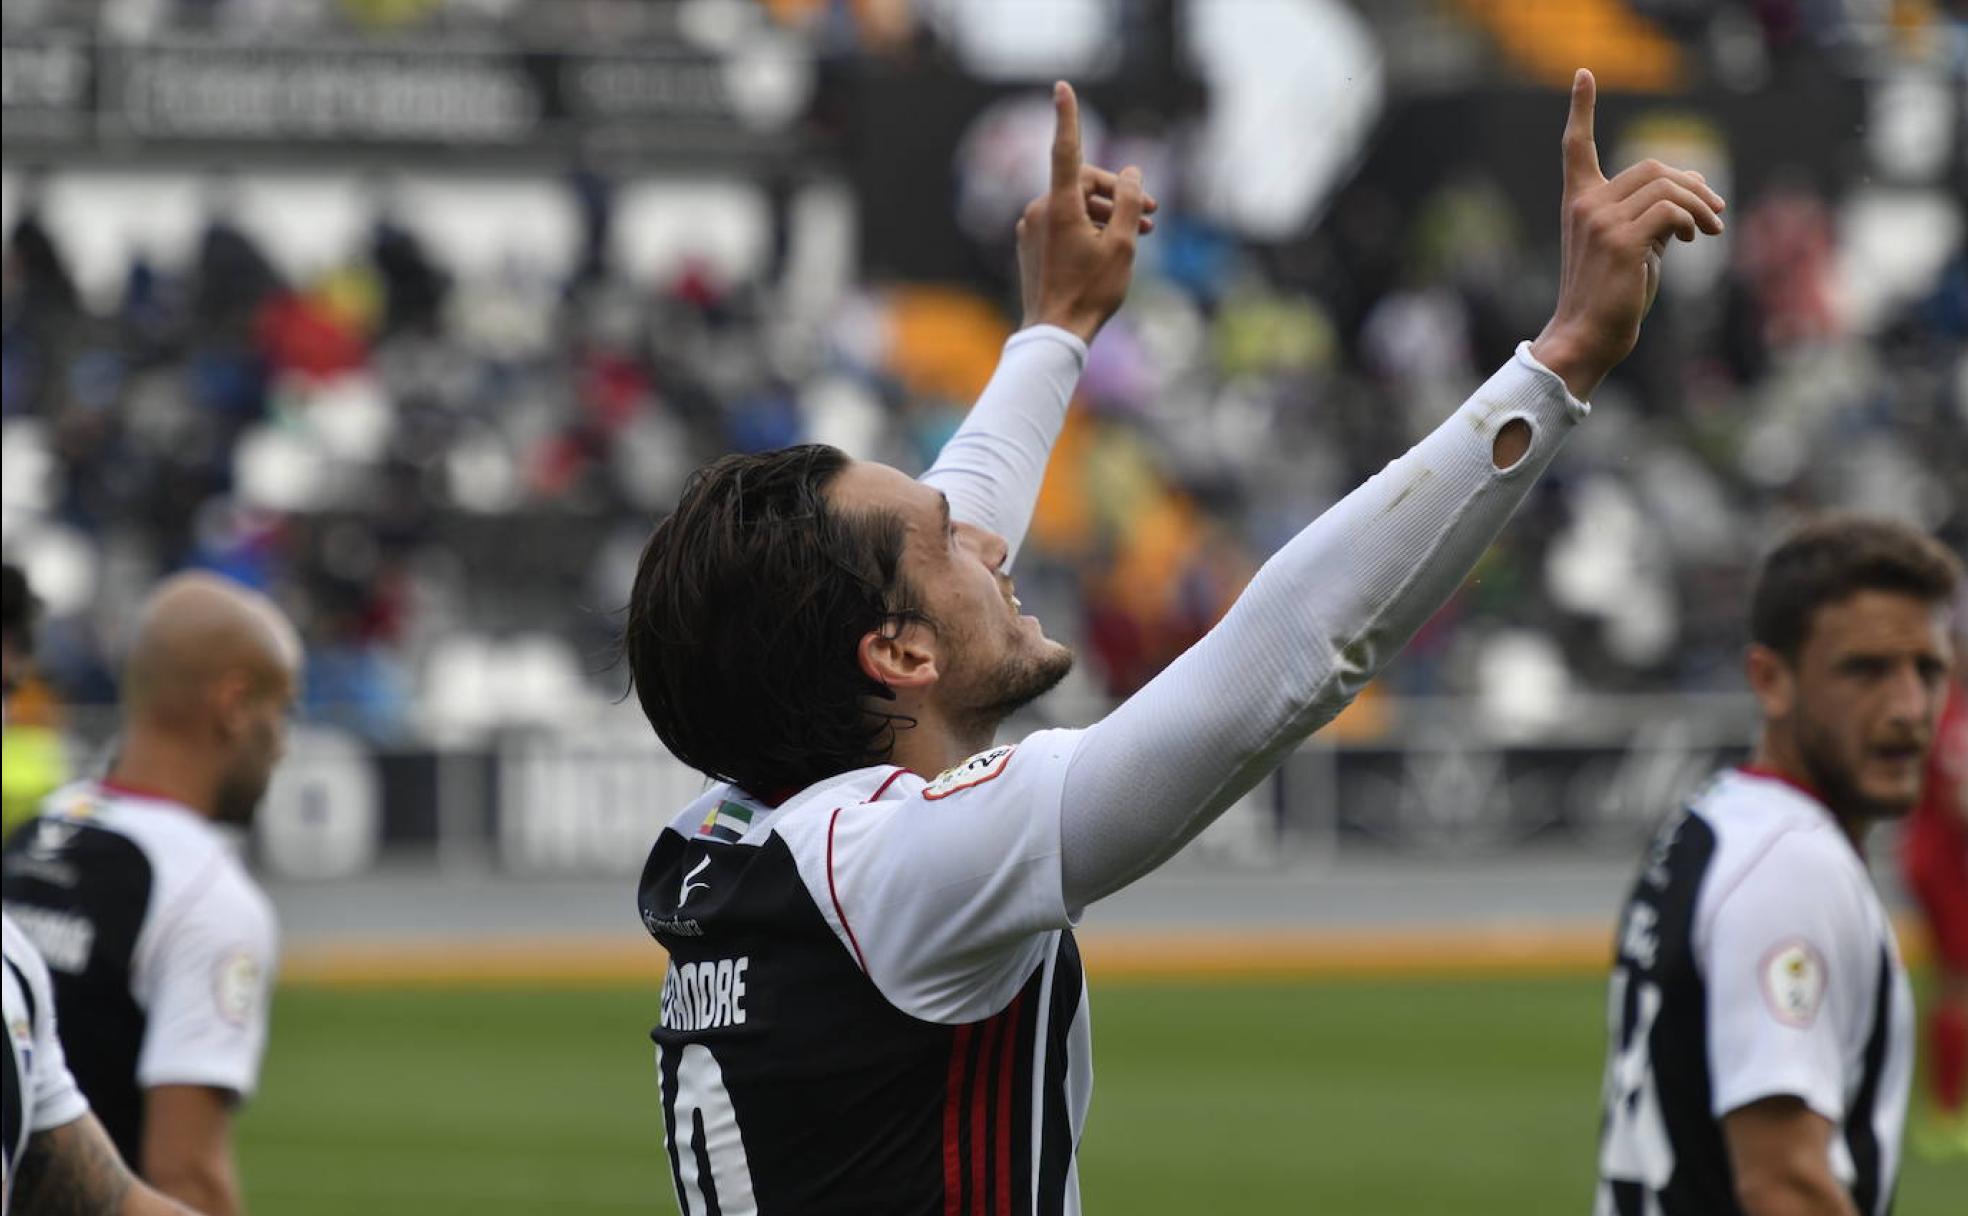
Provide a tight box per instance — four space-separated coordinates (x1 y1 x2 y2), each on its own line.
11 1112 146 1216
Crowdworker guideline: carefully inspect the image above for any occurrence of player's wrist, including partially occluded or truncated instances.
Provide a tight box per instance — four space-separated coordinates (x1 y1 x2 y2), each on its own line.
1031 303 1106 346
1527 322 1614 402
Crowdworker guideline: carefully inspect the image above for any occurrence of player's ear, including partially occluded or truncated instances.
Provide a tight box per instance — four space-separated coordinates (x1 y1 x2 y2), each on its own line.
1744 643 1795 721
208 671 253 745
858 622 938 692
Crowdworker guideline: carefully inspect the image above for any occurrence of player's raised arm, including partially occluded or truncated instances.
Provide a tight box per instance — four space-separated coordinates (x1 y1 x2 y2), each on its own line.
920 81 1157 568
1054 70 1726 905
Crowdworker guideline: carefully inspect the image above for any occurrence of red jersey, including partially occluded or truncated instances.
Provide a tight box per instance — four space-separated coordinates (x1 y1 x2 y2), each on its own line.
1906 683 1968 858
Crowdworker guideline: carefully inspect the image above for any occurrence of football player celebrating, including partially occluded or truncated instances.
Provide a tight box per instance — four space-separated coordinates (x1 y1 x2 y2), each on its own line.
629 72 1723 1213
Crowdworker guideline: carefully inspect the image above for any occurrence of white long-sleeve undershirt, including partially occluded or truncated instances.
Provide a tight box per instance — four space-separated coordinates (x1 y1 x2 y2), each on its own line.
1057 344 1587 908
910 328 1588 914
917 325 1088 570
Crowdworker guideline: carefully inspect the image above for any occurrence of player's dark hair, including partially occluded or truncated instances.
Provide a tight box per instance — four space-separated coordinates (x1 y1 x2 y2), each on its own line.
624 444 929 797
1 562 35 652
1749 515 1962 658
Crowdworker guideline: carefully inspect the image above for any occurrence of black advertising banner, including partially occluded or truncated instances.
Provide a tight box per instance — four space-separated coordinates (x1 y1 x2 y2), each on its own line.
2 33 800 162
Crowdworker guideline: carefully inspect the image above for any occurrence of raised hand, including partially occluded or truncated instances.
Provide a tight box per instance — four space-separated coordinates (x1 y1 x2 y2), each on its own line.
1016 82 1157 344
1530 69 1726 401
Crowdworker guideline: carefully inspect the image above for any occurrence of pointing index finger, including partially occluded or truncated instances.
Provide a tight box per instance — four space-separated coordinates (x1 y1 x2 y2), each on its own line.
1051 81 1085 209
1563 68 1603 196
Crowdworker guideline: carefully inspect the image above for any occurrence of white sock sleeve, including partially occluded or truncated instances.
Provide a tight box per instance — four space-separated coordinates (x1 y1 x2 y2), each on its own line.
1059 342 1590 908
918 325 1087 570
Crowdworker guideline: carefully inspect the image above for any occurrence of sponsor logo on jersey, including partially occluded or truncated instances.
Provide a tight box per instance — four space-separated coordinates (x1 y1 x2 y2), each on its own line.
660 956 749 1031
678 855 712 906
698 800 755 843
213 951 263 1027
923 745 1017 800
643 909 704 938
1759 938 1828 1028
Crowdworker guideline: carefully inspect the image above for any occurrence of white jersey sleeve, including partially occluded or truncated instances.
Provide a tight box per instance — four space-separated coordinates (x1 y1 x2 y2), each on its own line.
919 325 1086 570
1057 344 1587 905
1697 830 1879 1124
132 869 278 1099
3 915 90 1136
792 730 1081 1024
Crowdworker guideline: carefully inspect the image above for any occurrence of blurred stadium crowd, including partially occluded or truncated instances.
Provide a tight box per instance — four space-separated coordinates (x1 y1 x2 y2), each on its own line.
2 0 1964 761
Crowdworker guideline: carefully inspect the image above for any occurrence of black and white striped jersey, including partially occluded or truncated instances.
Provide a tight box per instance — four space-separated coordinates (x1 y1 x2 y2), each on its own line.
1595 768 1913 1216
0 782 278 1164
637 732 1092 1216
3 914 90 1209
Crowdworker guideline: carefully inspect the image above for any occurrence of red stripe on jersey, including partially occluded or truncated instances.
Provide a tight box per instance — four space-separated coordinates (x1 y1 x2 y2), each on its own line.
944 1023 972 1216
1736 765 1825 804
824 769 906 975
994 994 1023 1216
826 806 872 974
95 778 178 803
868 767 909 802
971 1014 1000 1213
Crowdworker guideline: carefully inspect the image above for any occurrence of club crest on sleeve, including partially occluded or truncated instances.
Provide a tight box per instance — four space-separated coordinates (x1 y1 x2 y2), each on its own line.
923 745 1017 800
9 1016 33 1074
1758 938 1828 1028
213 951 263 1027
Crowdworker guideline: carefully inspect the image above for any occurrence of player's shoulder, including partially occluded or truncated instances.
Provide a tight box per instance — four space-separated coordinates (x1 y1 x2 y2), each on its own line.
797 729 1084 815
56 784 273 940
1693 769 1851 867
764 730 1086 852
44 781 229 866
1692 769 1870 922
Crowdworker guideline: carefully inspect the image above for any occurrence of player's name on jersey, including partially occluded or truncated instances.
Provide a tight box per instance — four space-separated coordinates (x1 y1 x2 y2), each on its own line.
1617 901 1661 970
660 956 750 1032
0 904 94 974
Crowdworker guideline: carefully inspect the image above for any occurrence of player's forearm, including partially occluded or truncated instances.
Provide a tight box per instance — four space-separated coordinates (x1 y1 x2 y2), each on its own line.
919 325 1087 569
1734 1167 1862 1216
1059 344 1585 905
150 1165 239 1216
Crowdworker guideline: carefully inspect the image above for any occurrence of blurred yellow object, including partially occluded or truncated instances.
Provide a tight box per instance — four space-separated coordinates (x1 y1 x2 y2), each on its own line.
1 723 68 844
339 0 442 31
1030 411 1097 557
313 265 385 339
884 287 1013 404
1452 0 1683 92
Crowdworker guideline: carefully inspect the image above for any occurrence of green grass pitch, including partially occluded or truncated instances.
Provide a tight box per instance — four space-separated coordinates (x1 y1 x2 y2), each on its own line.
237 976 1963 1214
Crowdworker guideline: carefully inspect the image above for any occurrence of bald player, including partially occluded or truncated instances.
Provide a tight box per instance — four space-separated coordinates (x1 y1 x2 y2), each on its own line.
3 571 300 1216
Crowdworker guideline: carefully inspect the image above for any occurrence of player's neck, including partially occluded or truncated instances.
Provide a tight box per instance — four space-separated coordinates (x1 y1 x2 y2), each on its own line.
106 728 221 820
886 706 998 781
1746 731 1868 855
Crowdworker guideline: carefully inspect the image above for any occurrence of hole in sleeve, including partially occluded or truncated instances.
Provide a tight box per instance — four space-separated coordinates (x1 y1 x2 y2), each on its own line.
1492 416 1533 471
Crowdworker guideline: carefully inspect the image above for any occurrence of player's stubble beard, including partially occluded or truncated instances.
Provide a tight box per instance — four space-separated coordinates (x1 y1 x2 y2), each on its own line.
945 623 1075 742
1788 697 1926 826
214 764 270 828
214 716 280 828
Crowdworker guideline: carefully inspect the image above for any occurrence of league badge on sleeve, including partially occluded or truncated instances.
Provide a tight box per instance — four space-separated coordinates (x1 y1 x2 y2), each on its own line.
9 1016 32 1075
924 745 1017 800
1758 939 1828 1028
214 951 264 1027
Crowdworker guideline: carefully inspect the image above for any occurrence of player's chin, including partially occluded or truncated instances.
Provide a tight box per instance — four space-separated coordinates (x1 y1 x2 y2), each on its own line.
1025 636 1075 686
1854 768 1924 818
